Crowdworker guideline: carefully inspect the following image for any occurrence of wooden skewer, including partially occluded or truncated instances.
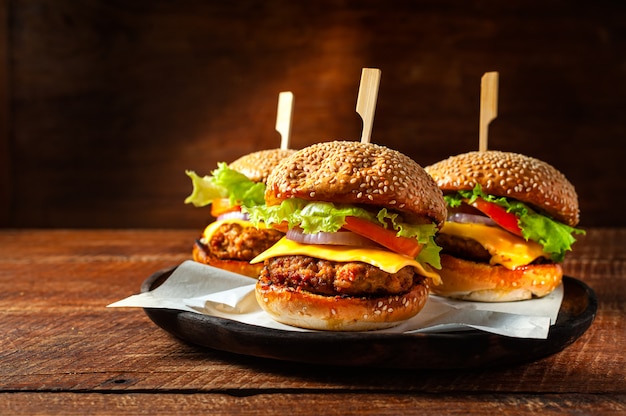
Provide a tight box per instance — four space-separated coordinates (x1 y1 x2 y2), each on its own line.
479 71 499 152
356 68 382 144
276 91 294 150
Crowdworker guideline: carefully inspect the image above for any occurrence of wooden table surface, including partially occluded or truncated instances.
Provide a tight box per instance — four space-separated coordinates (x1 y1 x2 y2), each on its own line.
1 228 624 415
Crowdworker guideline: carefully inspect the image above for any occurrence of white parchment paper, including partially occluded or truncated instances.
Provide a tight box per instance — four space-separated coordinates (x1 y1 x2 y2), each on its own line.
108 260 563 339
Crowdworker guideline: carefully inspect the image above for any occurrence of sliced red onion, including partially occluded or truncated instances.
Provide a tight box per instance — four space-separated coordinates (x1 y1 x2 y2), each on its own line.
216 211 250 222
447 212 496 226
286 228 378 247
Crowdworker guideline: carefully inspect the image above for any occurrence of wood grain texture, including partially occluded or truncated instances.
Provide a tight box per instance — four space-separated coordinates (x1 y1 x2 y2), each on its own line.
0 229 624 410
1 393 625 416
1 1 625 228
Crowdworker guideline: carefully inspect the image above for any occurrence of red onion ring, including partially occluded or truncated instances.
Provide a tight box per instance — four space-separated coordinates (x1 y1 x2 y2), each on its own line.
286 228 378 247
447 212 496 226
216 211 250 222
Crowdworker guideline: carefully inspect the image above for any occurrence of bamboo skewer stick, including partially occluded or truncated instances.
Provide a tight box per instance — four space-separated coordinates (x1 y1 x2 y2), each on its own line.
356 68 382 144
479 71 499 152
276 91 294 150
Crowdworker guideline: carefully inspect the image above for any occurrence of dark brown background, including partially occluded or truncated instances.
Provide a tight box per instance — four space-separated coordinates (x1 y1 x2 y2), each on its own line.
1 0 624 229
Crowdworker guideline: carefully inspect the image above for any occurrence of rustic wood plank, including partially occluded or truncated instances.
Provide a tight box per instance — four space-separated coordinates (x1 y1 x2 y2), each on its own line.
0 229 624 396
1 392 625 415
1 289 620 393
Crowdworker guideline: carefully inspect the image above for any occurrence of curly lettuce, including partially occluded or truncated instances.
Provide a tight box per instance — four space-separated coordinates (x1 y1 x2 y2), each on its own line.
184 163 266 209
444 184 585 262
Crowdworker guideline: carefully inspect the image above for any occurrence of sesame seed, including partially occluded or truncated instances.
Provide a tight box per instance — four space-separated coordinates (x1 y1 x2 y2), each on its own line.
424 150 580 226
264 140 447 226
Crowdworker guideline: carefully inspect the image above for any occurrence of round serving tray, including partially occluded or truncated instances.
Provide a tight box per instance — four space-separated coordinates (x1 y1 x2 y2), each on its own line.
141 267 596 369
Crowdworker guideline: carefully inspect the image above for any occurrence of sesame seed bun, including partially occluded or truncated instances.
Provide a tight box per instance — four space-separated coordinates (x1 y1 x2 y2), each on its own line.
431 254 562 302
229 148 297 183
424 150 579 226
265 141 447 227
255 274 430 331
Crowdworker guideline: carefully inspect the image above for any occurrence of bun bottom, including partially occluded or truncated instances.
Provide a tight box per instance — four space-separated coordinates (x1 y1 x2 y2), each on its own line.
430 254 562 302
192 244 262 278
255 276 429 331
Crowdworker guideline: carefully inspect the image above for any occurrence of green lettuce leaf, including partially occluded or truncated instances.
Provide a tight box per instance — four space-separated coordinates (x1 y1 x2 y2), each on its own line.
444 185 585 262
246 199 377 233
377 208 442 269
245 199 441 268
415 235 442 270
184 170 227 207
184 163 266 208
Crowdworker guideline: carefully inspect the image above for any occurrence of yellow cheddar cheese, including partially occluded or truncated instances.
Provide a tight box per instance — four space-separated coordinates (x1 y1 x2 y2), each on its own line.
250 237 441 283
441 222 546 269
201 218 266 242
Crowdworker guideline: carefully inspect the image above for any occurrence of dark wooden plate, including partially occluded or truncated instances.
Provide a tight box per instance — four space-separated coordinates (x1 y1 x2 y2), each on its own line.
141 267 597 369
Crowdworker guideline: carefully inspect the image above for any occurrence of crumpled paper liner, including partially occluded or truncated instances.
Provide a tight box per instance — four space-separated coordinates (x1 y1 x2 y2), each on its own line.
108 260 563 339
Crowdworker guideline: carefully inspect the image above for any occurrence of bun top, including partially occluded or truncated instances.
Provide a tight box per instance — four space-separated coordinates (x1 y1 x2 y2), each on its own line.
228 148 297 183
424 150 580 226
265 140 447 226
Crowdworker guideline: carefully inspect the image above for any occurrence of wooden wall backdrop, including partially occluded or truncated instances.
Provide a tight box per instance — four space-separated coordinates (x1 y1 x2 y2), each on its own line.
1 0 624 229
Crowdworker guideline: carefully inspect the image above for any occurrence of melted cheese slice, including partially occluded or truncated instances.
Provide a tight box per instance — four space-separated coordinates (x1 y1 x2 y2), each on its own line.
441 222 546 270
250 237 441 283
201 219 267 242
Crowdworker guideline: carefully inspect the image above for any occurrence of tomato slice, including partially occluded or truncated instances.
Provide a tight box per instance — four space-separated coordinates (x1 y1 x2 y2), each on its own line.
342 216 423 258
271 221 290 233
467 197 523 237
210 198 240 218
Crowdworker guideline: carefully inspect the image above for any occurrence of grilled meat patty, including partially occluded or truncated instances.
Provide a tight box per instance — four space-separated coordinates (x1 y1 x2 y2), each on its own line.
435 232 553 265
435 233 491 263
260 255 421 297
202 222 284 261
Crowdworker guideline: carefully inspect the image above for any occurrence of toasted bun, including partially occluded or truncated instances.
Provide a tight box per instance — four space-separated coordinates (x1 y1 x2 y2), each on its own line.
192 243 262 278
265 141 447 227
255 276 430 331
425 150 579 226
229 148 297 183
429 254 562 302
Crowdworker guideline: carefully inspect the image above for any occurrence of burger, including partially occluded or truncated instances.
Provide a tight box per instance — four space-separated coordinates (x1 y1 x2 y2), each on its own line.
244 141 447 331
185 148 296 277
424 150 585 302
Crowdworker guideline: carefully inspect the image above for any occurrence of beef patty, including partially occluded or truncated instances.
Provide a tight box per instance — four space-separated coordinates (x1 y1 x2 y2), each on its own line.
260 255 422 297
200 222 284 261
